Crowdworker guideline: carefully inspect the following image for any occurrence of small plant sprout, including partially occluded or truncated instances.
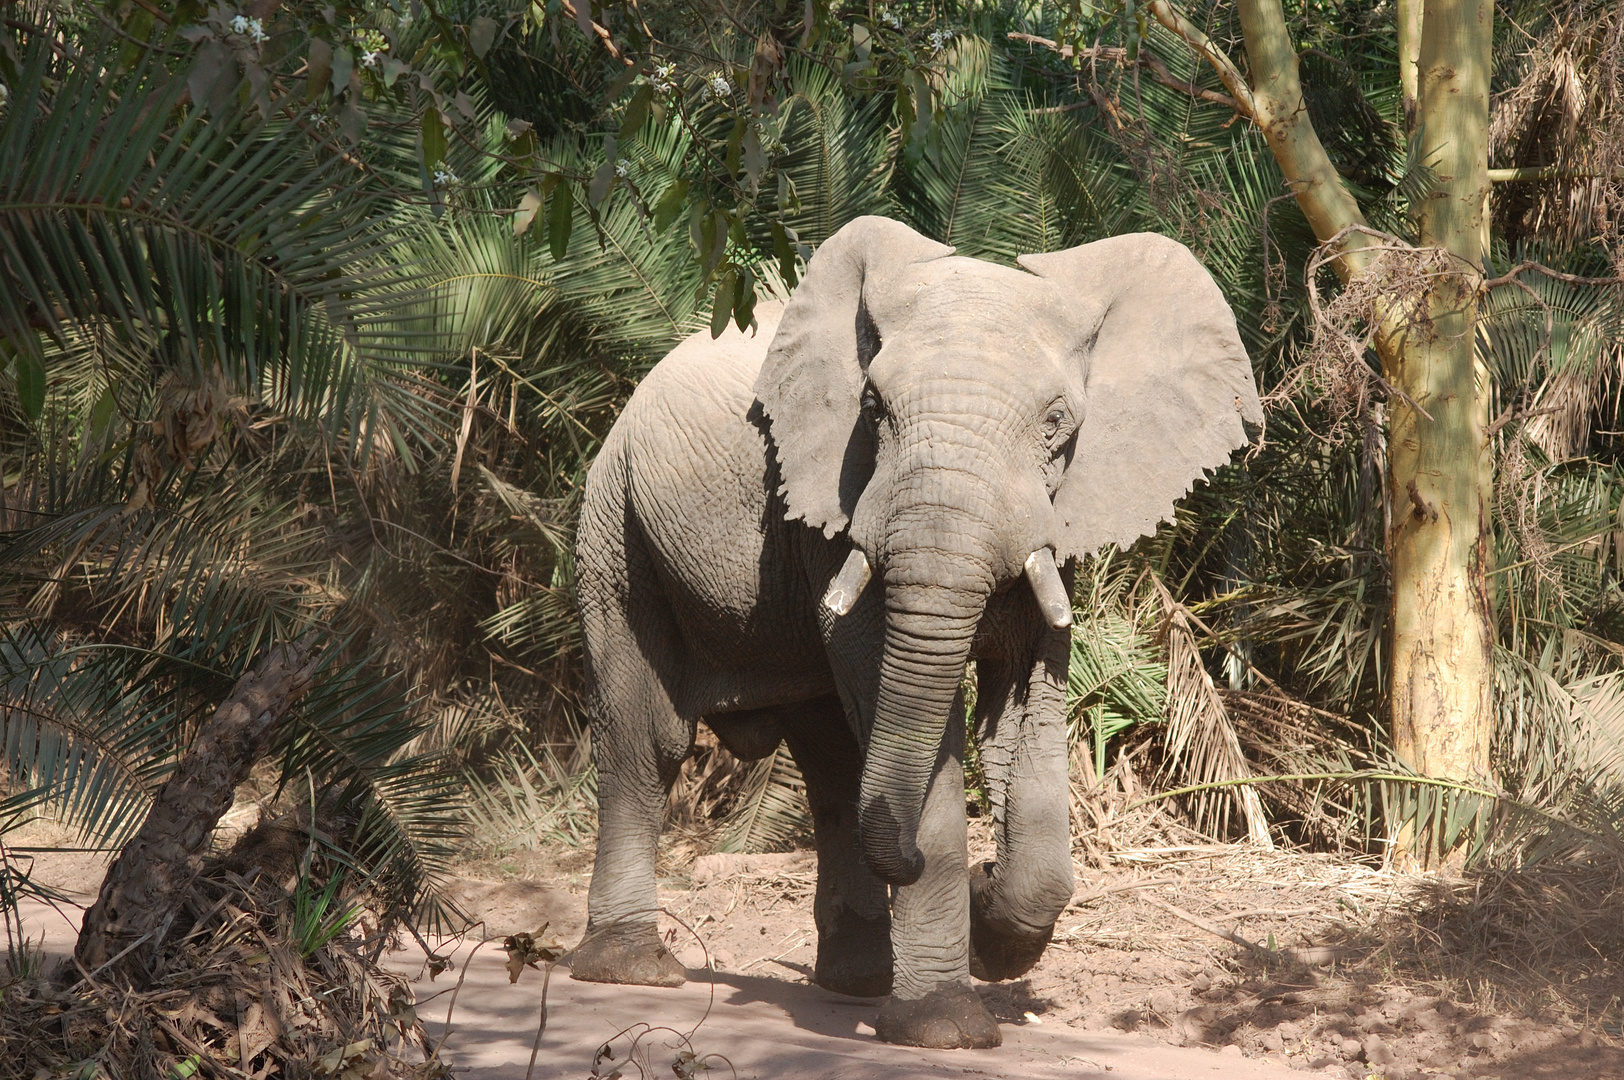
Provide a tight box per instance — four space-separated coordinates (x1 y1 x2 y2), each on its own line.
229 13 268 44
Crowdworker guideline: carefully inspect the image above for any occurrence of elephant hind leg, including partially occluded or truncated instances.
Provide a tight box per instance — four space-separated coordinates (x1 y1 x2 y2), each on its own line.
777 696 893 998
572 521 692 988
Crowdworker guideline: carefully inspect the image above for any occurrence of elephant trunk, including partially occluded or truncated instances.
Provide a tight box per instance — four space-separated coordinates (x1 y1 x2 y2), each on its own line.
858 545 993 886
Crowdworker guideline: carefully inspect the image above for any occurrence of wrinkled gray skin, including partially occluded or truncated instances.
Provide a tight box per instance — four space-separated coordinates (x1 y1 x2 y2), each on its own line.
570 217 1262 1049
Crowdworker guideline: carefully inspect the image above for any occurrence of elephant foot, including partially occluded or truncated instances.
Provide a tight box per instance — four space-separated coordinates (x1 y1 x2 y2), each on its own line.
567 921 685 987
968 863 1056 982
814 914 892 997
874 987 1002 1049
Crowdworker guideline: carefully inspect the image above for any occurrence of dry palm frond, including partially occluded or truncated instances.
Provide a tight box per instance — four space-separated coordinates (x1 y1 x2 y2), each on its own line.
1155 585 1273 848
1491 0 1624 258
716 744 809 855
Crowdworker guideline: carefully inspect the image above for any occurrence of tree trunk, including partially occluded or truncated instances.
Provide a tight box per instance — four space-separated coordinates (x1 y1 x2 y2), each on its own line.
1385 0 1496 864
1397 0 1425 133
1152 0 1498 864
72 644 319 985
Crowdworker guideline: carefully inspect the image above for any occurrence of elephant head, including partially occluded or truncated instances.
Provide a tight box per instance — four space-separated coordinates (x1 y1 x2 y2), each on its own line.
754 216 1262 886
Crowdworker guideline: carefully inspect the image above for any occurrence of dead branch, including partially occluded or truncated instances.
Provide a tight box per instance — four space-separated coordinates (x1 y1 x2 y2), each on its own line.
1007 32 1245 113
73 643 321 986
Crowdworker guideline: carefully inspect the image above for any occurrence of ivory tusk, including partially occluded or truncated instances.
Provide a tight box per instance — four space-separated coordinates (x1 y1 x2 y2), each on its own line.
822 548 873 616
1024 548 1073 630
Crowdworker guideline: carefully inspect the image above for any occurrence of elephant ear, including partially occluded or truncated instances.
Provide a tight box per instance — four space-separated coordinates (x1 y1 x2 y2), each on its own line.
754 216 954 537
1018 233 1263 563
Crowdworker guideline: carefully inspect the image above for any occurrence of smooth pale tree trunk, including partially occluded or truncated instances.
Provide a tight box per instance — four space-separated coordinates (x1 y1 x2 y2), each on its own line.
1386 0 1496 859
1397 0 1425 131
1150 0 1497 864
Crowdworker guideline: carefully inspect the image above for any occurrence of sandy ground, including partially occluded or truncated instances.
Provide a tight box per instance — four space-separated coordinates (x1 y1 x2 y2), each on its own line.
12 826 1623 1080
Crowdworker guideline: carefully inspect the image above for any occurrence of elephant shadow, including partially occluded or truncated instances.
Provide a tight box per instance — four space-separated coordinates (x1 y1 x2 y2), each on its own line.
680 965 1060 1043
681 964 888 1043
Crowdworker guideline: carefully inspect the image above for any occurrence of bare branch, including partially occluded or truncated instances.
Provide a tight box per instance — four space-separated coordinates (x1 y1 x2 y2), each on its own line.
1143 1 1257 118
1007 32 1245 113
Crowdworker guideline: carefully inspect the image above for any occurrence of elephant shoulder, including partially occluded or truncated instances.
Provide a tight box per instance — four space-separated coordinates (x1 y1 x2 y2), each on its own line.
613 301 787 497
633 300 787 414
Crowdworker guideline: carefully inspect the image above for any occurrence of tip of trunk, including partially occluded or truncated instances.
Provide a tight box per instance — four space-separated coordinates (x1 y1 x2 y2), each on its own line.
859 792 926 886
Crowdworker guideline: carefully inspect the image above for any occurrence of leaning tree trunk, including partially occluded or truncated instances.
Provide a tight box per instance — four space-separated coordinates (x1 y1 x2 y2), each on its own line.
72 644 319 985
1149 0 1498 866
1385 0 1496 865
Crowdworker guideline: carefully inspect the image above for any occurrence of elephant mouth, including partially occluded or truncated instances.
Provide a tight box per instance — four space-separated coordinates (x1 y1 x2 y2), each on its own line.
823 545 1072 630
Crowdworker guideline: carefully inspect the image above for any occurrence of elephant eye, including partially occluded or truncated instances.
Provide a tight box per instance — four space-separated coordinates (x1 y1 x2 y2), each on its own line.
861 385 885 421
1042 404 1068 440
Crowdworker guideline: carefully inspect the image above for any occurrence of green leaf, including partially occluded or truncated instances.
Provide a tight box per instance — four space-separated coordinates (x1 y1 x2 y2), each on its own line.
422 106 447 167
620 84 653 139
742 125 766 187
331 44 354 97
652 178 689 233
733 265 756 332
547 180 573 260
725 118 745 176
89 384 116 439
469 16 498 58
188 38 236 115
306 37 333 99
588 161 616 208
711 270 737 338
513 188 543 237
772 221 798 289
14 350 44 419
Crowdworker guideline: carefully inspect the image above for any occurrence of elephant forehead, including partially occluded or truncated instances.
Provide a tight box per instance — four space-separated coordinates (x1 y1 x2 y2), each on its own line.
878 257 1074 343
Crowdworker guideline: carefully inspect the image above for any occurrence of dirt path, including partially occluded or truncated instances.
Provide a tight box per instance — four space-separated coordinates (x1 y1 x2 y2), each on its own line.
382 934 1320 1080
14 850 1318 1080
13 839 1621 1079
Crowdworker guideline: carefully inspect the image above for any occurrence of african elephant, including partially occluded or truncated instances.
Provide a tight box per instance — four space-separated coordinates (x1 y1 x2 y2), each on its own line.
568 216 1261 1048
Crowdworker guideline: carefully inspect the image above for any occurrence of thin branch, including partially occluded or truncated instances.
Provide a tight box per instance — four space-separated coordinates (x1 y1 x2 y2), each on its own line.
1007 32 1244 113
1143 1 1257 118
1488 166 1624 182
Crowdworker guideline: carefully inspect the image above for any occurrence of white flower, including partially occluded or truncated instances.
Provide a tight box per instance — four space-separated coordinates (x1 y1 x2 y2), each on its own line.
229 14 268 44
433 166 460 187
361 50 382 68
613 160 630 178
928 29 953 53
708 73 732 99
0 84 8 110
651 62 677 94
880 11 902 29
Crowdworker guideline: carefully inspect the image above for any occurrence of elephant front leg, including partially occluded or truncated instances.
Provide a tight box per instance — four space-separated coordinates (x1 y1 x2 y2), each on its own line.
780 697 893 997
875 696 1002 1049
968 632 1076 982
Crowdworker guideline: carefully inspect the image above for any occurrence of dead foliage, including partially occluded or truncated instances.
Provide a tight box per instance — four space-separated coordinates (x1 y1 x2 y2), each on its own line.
0 860 444 1080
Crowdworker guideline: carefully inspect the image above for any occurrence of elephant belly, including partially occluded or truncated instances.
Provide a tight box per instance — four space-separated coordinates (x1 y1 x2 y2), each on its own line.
618 306 832 714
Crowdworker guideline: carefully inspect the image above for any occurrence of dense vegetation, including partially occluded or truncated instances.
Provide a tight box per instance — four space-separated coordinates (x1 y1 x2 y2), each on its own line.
3 0 1624 943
